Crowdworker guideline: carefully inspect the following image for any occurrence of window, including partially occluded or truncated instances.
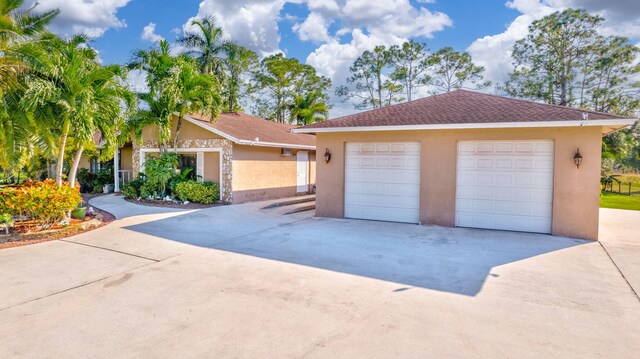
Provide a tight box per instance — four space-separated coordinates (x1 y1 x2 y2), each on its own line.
177 154 197 180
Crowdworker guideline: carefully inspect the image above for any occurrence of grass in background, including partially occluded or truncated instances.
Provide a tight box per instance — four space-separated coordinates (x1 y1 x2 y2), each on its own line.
600 192 640 211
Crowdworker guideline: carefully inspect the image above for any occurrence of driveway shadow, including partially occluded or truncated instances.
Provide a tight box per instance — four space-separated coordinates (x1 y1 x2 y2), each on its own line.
122 208 587 296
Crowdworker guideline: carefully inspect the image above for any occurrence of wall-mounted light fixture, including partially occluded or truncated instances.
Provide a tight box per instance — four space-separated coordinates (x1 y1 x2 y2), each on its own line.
324 148 332 163
574 148 583 169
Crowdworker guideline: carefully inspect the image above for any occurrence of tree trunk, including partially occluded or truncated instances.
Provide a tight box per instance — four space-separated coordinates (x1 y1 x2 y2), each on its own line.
55 121 70 186
173 116 183 151
68 143 85 188
377 71 383 108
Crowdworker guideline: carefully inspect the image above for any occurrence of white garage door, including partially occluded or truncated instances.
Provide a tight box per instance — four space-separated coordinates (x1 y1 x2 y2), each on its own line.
456 140 554 233
345 142 420 223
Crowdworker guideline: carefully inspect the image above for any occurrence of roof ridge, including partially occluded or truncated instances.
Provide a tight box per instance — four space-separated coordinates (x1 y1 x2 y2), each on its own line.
454 89 630 119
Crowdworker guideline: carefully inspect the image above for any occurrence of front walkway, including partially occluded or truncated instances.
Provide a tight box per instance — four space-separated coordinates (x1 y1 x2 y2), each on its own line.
0 196 638 358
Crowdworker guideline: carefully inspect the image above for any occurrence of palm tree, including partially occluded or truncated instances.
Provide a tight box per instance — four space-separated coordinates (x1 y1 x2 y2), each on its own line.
165 57 222 150
129 42 222 151
20 34 133 187
177 16 230 81
289 91 329 126
126 92 174 152
0 0 59 176
0 0 59 89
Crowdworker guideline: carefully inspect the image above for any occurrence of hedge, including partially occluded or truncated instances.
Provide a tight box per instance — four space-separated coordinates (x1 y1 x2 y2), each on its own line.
174 181 219 204
0 179 82 227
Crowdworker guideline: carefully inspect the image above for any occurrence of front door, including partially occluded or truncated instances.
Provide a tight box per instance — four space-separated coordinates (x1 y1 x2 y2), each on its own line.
296 151 309 193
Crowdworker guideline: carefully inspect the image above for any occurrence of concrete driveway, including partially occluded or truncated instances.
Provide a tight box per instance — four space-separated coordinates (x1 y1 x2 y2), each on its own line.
0 195 638 358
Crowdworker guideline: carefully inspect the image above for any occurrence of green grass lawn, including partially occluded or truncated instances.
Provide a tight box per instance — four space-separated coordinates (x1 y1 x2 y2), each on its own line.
600 192 640 211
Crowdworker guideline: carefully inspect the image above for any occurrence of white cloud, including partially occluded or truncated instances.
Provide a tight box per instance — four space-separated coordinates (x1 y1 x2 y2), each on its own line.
293 12 332 43
467 0 640 87
300 0 451 116
141 23 164 43
126 69 149 93
187 0 290 56
25 0 131 38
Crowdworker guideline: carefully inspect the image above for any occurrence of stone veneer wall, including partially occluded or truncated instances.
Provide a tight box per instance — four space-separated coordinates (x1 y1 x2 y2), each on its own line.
132 139 234 203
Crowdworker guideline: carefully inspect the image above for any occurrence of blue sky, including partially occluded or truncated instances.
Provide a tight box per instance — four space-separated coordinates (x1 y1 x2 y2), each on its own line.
92 0 521 66
28 0 640 116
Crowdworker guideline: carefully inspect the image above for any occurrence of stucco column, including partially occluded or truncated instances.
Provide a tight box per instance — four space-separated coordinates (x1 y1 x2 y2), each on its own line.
114 147 120 192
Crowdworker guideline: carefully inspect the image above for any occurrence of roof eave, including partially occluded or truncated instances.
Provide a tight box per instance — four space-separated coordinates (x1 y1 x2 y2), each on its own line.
183 114 315 150
292 119 638 134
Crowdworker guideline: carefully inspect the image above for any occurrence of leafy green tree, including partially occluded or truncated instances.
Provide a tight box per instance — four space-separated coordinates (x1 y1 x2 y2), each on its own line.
428 47 490 93
129 41 222 151
583 36 640 114
336 45 403 110
165 57 222 150
504 9 604 107
0 0 59 91
0 0 59 175
177 16 230 82
250 53 331 123
128 40 177 151
19 34 134 187
223 43 257 112
289 91 329 125
389 40 431 102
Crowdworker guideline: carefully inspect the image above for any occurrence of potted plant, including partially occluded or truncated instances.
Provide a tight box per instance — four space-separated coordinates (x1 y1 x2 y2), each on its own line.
71 202 87 219
0 213 14 235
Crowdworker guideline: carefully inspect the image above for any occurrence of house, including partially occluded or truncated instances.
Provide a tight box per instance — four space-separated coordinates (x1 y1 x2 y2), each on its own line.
84 112 317 204
293 90 637 240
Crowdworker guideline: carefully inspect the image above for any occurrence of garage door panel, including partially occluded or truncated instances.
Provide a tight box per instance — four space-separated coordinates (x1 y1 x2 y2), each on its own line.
456 140 554 234
345 142 420 224
347 182 420 197
457 199 552 216
457 211 552 233
345 205 420 223
346 169 420 184
346 192 420 209
458 185 553 203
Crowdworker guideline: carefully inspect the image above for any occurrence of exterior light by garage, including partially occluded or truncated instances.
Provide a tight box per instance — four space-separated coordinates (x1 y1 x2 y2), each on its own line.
574 148 583 169
324 148 332 163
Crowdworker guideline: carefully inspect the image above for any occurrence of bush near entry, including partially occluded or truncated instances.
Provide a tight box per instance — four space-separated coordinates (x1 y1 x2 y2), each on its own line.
121 177 145 199
174 181 219 204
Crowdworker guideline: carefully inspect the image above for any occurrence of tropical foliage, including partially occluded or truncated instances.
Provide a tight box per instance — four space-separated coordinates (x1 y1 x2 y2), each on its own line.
0 179 81 227
174 180 219 204
250 53 331 123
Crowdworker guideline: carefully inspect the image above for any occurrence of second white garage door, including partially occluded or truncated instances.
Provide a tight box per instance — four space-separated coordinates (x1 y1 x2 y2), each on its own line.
456 140 554 233
345 142 420 223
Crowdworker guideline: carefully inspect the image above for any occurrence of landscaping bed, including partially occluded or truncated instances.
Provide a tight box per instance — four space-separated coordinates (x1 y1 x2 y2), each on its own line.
125 197 220 209
0 193 115 249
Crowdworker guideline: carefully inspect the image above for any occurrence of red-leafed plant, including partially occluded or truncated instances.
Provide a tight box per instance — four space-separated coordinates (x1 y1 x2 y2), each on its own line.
0 179 82 228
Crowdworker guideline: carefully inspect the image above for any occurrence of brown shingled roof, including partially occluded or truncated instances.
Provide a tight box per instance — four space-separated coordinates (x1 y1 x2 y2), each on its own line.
187 112 315 148
298 89 631 130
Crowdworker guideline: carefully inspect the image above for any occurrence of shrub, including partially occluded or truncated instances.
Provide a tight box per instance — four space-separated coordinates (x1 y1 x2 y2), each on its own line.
0 213 12 225
77 168 96 193
169 167 194 194
139 182 160 199
0 179 82 227
145 152 178 196
174 181 219 204
121 176 145 199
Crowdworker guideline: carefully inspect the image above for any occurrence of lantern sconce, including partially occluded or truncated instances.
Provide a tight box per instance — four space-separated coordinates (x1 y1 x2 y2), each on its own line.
324 148 332 163
573 148 583 169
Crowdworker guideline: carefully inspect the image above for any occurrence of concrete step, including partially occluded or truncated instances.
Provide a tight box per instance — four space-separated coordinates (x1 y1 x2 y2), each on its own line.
283 202 316 215
262 195 316 209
